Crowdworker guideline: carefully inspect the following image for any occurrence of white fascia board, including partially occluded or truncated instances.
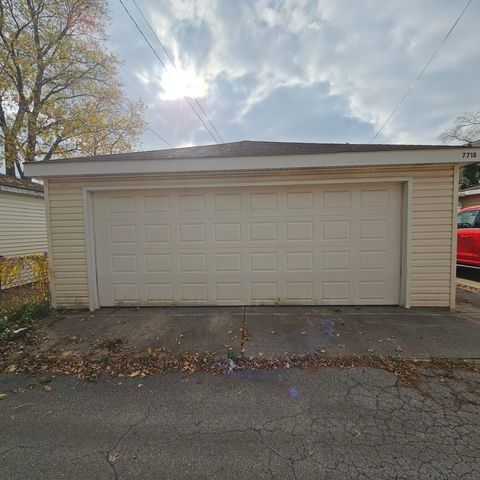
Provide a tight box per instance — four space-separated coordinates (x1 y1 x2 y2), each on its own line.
24 148 478 179
459 189 480 197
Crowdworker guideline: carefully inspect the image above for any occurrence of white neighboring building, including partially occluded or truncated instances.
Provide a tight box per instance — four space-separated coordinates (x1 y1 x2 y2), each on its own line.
0 173 47 257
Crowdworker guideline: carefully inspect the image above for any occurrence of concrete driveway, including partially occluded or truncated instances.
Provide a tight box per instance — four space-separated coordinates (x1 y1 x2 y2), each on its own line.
39 288 480 359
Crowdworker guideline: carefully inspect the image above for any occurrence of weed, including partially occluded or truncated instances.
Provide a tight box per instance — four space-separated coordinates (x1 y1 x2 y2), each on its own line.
20 301 50 322
137 348 154 360
0 300 49 342
91 351 110 364
98 338 124 351
227 350 239 362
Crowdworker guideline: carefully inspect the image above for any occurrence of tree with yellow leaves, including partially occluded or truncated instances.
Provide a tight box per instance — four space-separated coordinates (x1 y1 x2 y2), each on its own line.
0 0 146 176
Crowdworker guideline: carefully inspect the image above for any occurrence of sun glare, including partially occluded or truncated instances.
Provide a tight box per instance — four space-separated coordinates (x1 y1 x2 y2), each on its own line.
160 66 208 101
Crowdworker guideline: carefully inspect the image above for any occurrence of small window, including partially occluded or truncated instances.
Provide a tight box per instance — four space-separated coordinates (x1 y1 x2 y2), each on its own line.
458 210 479 229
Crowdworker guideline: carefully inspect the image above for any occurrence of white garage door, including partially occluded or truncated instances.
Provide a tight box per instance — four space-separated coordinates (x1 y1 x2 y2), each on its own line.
93 183 402 306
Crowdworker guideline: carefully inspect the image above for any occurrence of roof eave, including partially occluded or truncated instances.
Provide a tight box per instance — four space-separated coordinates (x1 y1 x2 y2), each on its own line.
24 147 478 179
0 184 44 197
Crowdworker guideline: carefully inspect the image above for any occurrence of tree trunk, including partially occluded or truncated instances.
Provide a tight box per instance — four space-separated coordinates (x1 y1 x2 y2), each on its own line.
4 133 19 177
5 164 16 176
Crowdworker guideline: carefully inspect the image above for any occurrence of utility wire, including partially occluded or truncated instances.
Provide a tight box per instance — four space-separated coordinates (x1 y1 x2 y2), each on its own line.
116 0 174 148
117 0 168 70
118 0 221 144
131 0 225 143
131 0 175 65
149 128 174 148
372 0 472 141
132 0 225 143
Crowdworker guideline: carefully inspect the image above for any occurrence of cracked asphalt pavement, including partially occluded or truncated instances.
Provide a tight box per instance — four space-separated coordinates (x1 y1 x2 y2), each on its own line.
1 367 479 479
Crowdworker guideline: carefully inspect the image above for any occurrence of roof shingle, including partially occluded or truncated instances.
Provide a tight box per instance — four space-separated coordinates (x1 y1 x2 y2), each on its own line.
0 173 44 192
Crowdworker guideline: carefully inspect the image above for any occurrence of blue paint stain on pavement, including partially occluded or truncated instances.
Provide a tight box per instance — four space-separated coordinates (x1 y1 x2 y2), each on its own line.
317 315 336 347
289 387 299 398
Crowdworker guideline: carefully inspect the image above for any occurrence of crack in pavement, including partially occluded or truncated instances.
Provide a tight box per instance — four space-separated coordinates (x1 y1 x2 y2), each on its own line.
2 369 479 479
105 408 151 480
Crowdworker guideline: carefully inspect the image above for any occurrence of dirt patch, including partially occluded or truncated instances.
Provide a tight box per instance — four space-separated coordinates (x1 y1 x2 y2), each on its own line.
0 285 41 317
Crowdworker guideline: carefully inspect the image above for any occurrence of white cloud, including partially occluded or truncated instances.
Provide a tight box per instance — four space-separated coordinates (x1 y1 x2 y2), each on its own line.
108 0 480 148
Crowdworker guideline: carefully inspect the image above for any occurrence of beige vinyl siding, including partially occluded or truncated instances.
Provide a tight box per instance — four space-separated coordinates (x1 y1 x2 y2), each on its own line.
459 193 480 209
46 164 456 309
0 190 47 257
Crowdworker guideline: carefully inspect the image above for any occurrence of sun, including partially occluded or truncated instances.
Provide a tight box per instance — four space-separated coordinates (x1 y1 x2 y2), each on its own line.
159 66 208 101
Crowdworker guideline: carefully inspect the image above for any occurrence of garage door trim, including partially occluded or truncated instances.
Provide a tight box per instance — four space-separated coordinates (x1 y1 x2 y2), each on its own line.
82 176 412 310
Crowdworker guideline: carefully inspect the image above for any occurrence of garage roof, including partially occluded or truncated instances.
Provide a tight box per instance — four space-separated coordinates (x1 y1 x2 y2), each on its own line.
24 140 478 178
25 140 469 163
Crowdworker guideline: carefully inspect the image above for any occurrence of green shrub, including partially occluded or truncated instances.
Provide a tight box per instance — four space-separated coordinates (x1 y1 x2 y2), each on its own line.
20 301 50 322
0 315 12 341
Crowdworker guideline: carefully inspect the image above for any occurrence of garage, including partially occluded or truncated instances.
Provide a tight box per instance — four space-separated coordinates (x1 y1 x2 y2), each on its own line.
92 183 402 306
24 140 475 310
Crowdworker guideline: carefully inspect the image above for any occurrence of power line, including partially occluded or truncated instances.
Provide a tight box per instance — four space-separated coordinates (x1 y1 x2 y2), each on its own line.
149 128 174 148
131 0 175 65
131 0 225 143
117 0 222 144
117 0 167 70
372 0 472 141
115 0 174 149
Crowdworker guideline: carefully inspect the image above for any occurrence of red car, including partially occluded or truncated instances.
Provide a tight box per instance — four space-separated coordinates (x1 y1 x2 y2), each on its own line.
457 206 480 267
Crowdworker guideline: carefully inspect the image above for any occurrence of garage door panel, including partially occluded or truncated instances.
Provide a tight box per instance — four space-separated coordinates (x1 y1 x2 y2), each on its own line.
93 184 402 306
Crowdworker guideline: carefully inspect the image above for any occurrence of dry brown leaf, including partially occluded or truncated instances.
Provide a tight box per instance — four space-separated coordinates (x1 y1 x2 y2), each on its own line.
108 452 119 463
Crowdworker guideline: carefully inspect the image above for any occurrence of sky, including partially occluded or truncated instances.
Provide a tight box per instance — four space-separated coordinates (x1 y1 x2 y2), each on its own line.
107 0 480 150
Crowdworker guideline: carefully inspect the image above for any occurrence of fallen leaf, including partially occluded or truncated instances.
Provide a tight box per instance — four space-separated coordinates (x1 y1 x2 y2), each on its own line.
300 331 306 335
0 394 6 400
128 371 141 378
395 346 402 354
108 452 119 463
